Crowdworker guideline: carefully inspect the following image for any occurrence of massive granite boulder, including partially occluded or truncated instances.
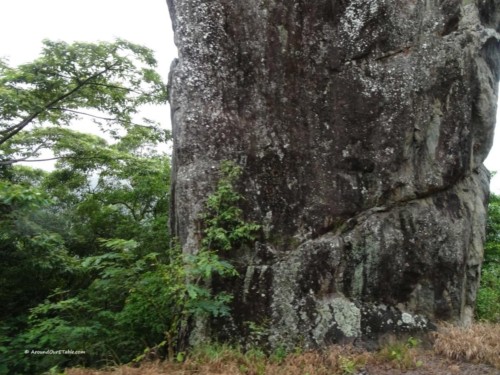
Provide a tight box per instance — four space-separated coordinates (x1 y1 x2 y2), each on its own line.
166 0 500 348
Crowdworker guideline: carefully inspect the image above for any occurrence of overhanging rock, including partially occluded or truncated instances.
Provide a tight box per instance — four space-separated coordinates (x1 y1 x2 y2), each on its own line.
167 0 500 348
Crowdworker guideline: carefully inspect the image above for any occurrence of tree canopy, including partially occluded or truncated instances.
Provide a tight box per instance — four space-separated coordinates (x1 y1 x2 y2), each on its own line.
0 39 172 374
0 39 168 166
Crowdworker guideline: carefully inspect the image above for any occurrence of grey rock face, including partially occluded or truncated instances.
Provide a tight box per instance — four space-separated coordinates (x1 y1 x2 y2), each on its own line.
167 0 500 348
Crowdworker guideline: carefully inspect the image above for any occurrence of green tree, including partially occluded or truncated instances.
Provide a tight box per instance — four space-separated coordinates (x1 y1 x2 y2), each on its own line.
484 193 500 264
38 126 171 258
476 193 500 322
0 141 171 374
0 39 170 374
0 179 79 375
3 161 258 373
0 39 168 165
0 180 76 320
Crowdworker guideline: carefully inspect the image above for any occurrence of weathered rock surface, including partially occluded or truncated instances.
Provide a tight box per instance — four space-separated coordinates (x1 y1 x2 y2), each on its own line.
167 0 500 348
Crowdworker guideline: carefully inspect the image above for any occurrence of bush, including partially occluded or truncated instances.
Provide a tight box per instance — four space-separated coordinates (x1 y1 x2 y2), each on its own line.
476 264 500 322
1 161 259 374
477 193 500 322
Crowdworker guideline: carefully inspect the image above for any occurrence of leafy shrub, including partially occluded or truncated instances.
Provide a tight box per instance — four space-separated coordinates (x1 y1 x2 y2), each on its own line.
477 193 500 322
2 161 259 374
476 265 500 322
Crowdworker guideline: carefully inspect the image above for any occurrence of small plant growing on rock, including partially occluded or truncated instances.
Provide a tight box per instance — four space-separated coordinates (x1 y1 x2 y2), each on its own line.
188 160 260 313
199 160 261 253
181 161 261 349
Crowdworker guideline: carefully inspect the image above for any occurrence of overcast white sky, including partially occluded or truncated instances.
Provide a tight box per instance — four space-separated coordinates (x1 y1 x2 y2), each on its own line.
0 0 499 192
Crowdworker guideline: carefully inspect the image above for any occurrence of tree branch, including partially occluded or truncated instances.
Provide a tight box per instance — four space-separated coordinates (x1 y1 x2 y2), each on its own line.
49 107 136 126
0 138 55 164
113 200 140 221
139 199 155 220
0 122 27 135
0 156 59 166
48 107 162 130
0 62 120 146
0 154 113 166
49 107 120 122
85 82 143 95
93 195 140 221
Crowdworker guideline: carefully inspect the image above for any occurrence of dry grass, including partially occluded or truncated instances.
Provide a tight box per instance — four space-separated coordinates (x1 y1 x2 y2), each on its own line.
65 363 162 375
66 323 500 375
433 322 500 369
179 344 371 375
66 345 370 375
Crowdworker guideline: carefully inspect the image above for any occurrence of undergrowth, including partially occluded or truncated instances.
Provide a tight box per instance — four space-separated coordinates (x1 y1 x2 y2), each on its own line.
376 336 423 370
65 323 500 374
65 344 370 375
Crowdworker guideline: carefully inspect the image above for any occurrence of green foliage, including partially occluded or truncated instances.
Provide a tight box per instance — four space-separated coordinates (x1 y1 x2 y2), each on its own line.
200 161 260 253
0 159 259 374
189 160 260 305
378 338 423 370
2 148 171 372
0 181 76 319
0 39 173 375
0 181 79 375
20 244 169 370
484 193 500 265
476 266 500 322
35 128 171 258
269 345 288 364
338 356 358 374
477 193 500 322
244 321 269 348
406 336 421 348
0 39 168 165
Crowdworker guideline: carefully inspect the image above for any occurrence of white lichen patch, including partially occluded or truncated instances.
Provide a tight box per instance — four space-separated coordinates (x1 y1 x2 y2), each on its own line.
401 312 415 325
242 266 256 303
340 0 379 39
312 303 335 344
332 297 361 337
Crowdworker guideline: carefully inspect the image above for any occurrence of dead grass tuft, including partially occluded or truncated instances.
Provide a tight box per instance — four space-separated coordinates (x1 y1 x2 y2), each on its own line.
433 322 500 369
